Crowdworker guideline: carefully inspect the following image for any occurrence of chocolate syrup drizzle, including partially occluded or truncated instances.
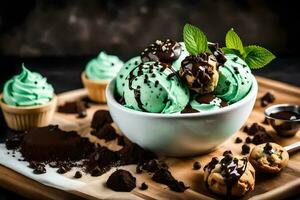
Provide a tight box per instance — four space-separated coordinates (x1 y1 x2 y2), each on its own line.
208 42 227 67
180 53 215 88
195 94 228 107
204 153 248 196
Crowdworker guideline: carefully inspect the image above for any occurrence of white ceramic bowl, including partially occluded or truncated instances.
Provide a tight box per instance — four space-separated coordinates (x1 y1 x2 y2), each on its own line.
106 76 258 157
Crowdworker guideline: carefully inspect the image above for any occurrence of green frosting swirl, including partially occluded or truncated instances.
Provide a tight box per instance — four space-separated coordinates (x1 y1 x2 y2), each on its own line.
85 51 124 81
3 64 54 106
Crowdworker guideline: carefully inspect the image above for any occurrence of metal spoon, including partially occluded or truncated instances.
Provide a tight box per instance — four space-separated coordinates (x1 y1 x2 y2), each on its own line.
284 141 300 154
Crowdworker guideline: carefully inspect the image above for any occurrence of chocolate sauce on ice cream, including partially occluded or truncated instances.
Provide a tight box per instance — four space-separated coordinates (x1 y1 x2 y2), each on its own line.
141 39 182 64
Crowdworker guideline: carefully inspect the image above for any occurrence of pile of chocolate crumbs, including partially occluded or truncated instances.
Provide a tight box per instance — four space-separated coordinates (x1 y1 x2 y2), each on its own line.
5 109 188 193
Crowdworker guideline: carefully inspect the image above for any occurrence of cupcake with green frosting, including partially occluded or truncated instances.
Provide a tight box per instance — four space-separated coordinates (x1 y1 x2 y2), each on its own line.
0 64 57 130
82 51 124 102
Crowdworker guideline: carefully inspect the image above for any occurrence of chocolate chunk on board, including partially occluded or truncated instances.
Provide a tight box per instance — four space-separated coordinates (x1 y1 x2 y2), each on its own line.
106 169 136 192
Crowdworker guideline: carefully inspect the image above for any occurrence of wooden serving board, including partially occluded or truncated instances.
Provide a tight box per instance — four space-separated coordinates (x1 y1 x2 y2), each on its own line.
0 76 299 200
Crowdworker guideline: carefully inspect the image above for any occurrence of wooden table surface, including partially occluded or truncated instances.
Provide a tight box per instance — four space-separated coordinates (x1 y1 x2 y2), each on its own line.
0 76 299 200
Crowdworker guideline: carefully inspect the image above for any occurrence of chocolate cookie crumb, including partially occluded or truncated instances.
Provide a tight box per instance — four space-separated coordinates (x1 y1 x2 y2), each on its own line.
235 137 243 143
117 136 126 146
261 92 275 107
91 124 118 141
242 144 250 155
33 164 46 174
57 165 71 174
5 133 24 150
57 100 88 118
140 182 148 190
152 168 189 192
91 110 113 130
193 161 201 170
106 169 136 192
74 171 82 178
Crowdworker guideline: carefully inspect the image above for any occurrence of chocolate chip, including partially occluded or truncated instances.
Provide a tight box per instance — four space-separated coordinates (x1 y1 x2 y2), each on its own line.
252 131 273 145
241 144 250 155
245 137 252 144
139 182 148 190
74 171 82 178
261 92 275 107
244 123 266 135
235 137 243 143
193 161 201 170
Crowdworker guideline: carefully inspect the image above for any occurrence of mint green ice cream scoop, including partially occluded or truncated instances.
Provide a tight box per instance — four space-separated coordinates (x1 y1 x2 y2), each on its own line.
85 51 124 81
3 64 54 106
116 56 142 96
215 54 253 104
123 62 189 113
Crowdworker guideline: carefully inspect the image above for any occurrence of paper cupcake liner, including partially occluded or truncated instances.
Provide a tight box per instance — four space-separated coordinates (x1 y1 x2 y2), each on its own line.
81 72 108 103
0 95 57 131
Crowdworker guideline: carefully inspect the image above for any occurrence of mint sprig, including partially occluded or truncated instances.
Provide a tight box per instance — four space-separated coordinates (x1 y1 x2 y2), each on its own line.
224 28 276 69
225 28 244 55
183 24 208 55
244 45 276 69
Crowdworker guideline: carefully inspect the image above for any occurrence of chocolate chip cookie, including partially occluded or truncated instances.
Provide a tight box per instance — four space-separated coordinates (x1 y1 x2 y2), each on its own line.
203 152 255 197
249 142 289 173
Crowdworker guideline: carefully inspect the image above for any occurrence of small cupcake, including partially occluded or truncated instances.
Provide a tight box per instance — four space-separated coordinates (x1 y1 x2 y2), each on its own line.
0 64 56 131
81 51 124 103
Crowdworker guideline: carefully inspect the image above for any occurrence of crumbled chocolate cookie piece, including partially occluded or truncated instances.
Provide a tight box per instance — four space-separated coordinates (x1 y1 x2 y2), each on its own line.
152 168 189 192
235 137 243 143
33 165 46 174
261 92 275 107
57 100 88 118
241 144 250 155
106 169 136 192
91 110 113 130
117 136 126 146
193 161 201 170
118 143 156 165
140 182 148 190
91 124 118 141
5 133 24 150
57 165 71 174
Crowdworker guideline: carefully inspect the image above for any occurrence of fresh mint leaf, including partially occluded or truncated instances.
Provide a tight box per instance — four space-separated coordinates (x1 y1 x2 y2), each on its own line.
244 45 276 69
221 47 242 57
225 28 244 55
183 24 208 55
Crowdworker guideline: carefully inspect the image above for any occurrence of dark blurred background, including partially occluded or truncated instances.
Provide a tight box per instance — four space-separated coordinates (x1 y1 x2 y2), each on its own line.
0 0 300 91
0 0 299 199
